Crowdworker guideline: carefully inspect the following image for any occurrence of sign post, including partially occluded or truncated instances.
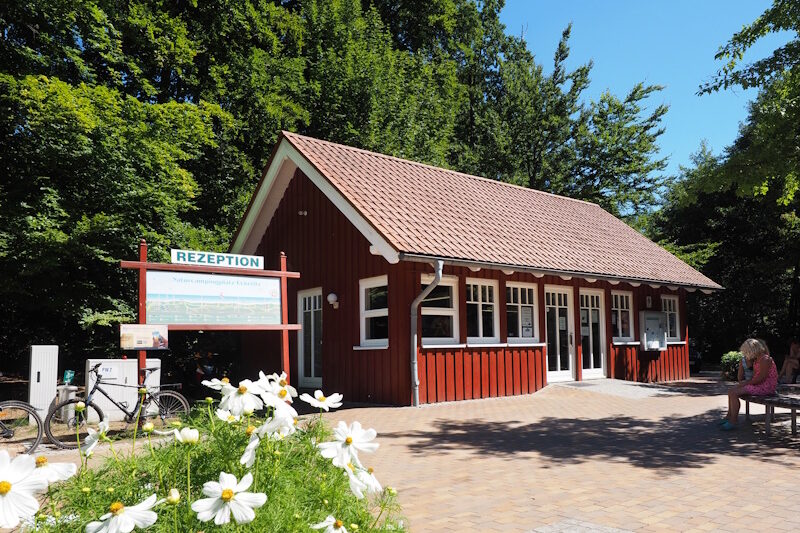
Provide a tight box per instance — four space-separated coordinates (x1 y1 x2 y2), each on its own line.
122 241 301 384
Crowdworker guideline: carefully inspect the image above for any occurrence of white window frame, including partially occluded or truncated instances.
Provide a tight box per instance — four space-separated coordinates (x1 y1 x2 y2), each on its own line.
421 274 459 345
611 290 634 342
359 275 389 348
465 278 500 344
661 295 680 341
506 282 539 344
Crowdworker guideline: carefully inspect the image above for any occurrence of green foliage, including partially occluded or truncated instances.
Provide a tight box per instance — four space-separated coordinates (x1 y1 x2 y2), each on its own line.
699 0 800 94
720 351 743 381
36 412 404 531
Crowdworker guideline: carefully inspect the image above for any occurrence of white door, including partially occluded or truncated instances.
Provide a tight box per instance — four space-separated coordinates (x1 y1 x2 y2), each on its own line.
298 289 323 388
580 290 606 379
545 286 575 382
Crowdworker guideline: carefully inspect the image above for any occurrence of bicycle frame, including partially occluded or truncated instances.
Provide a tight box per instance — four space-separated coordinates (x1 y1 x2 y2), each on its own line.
84 374 148 422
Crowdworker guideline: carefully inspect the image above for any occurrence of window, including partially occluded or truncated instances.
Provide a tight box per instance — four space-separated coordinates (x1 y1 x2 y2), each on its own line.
359 276 388 347
611 291 633 341
507 283 539 342
661 295 680 341
466 279 499 343
420 275 459 344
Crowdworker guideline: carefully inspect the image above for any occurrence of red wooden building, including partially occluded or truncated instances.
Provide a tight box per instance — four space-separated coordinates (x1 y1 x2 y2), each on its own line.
230 132 721 406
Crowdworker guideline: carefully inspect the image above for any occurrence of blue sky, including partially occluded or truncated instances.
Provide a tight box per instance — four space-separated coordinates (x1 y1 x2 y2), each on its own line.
498 0 792 176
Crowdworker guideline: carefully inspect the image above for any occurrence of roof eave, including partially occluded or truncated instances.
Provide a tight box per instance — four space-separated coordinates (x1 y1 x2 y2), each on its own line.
398 252 724 292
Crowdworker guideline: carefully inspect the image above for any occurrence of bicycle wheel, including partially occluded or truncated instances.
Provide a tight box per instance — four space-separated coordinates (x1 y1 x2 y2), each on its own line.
143 391 190 430
0 401 43 454
44 399 105 450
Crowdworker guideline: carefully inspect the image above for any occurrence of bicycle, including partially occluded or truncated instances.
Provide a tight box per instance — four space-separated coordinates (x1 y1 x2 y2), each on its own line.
0 400 43 454
44 363 190 449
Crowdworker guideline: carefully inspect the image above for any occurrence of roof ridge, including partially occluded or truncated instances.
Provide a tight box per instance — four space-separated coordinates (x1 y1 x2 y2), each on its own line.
281 130 600 209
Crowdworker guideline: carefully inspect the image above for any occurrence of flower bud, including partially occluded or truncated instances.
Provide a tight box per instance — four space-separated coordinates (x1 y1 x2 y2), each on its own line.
204 397 214 404
138 387 147 395
242 407 254 416
178 427 199 444
142 422 155 433
170 420 182 428
75 402 86 413
166 488 180 504
386 487 397 496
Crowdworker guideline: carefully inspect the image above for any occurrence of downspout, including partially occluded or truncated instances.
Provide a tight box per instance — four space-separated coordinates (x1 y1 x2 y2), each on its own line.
410 260 444 407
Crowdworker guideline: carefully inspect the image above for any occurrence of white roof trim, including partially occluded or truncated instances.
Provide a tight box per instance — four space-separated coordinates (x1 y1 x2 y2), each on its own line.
231 138 400 264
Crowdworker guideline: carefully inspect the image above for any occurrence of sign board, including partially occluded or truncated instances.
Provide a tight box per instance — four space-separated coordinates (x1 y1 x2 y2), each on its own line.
63 370 75 384
171 249 264 270
121 324 169 350
145 271 281 325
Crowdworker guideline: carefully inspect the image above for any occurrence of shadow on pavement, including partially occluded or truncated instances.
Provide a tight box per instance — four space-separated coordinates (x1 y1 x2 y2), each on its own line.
385 410 800 471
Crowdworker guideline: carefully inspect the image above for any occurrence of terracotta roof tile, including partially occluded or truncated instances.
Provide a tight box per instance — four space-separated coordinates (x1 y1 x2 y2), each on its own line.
281 131 721 289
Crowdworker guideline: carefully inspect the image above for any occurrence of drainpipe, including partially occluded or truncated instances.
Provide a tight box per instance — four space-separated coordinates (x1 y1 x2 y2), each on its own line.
410 260 444 407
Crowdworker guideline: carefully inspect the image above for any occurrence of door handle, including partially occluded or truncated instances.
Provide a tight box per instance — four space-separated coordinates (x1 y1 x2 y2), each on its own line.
569 333 573 346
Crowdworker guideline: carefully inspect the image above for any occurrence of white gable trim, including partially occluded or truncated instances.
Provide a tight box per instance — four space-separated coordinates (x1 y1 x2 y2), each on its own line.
230 138 400 264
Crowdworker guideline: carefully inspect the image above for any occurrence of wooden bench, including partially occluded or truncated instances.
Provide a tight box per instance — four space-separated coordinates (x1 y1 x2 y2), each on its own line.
744 393 800 437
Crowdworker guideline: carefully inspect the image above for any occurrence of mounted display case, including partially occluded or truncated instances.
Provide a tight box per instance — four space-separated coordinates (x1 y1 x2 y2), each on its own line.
639 311 668 351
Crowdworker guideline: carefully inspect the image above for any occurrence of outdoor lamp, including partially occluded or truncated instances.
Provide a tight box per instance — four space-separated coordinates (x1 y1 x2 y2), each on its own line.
327 292 339 309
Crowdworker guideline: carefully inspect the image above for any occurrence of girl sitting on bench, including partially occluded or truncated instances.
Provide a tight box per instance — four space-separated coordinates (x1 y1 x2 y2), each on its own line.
721 338 778 431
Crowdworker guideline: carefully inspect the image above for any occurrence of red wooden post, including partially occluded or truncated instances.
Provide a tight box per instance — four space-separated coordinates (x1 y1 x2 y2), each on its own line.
138 239 148 384
280 252 291 385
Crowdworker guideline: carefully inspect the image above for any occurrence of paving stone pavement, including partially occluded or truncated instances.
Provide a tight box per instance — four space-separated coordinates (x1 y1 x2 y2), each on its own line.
325 374 800 532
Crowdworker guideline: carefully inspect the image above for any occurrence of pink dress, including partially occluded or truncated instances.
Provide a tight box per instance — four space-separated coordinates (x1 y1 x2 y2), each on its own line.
743 356 778 396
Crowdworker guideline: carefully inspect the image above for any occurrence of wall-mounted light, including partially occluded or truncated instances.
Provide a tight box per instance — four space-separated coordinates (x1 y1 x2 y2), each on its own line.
327 292 339 309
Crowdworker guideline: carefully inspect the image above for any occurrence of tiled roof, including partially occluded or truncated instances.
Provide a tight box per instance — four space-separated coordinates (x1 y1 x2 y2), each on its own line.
278 131 721 289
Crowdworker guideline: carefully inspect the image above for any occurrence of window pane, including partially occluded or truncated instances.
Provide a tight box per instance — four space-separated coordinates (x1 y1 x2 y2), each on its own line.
559 307 569 371
467 302 479 337
592 309 602 369
547 307 557 371
313 308 322 377
620 310 631 338
507 307 519 337
581 309 590 368
482 304 494 337
506 287 512 304
422 315 453 338
303 309 312 375
668 313 677 338
365 285 387 310
422 284 452 308
521 305 534 338
611 310 619 338
366 315 388 340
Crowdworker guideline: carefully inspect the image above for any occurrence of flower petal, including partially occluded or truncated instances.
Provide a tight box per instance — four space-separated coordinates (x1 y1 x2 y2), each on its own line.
234 472 253 493
229 500 256 524
234 491 267 509
201 481 222 498
85 520 107 533
218 472 237 490
214 502 231 525
8 454 35 483
125 508 157 528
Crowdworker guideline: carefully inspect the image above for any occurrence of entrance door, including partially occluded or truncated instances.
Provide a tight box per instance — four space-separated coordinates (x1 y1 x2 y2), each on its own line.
580 290 606 379
545 286 574 382
298 288 323 388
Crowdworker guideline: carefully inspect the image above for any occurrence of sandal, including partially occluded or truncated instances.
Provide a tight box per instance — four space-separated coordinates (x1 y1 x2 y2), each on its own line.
720 420 737 431
717 417 729 425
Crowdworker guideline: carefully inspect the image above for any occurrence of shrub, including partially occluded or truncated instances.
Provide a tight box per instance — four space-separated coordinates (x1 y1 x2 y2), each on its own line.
720 351 742 381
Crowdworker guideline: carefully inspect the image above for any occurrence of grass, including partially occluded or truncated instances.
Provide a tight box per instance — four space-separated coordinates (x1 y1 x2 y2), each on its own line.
31 407 405 532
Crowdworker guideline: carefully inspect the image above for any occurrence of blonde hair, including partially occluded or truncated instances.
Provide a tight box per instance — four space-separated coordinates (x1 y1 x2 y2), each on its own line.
740 338 769 362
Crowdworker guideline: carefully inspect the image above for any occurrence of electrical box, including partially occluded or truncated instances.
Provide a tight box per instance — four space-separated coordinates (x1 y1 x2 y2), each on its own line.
639 311 668 351
29 345 59 423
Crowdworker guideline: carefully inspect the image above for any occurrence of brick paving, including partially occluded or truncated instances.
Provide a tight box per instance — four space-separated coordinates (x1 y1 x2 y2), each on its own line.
326 374 800 532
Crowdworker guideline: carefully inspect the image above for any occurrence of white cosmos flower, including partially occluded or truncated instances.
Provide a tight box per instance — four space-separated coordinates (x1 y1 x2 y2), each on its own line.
356 466 382 496
311 515 348 533
191 472 266 525
299 390 343 411
82 420 110 457
202 377 230 391
239 434 261 468
264 371 297 402
173 427 199 445
35 456 77 484
215 409 240 423
318 421 378 468
219 379 264 417
85 494 158 533
344 463 369 499
0 450 48 529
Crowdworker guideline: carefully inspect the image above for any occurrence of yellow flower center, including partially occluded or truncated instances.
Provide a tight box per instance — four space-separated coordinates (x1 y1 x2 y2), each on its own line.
279 379 287 387
334 520 343 529
293 418 298 426
0 481 11 495
246 425 256 436
221 377 230 384
347 462 355 471
227 415 235 422
221 489 234 502
319 395 326 402
35 456 48 467
238 385 247 394
109 502 124 515
345 436 353 445
278 389 287 398
367 467 374 474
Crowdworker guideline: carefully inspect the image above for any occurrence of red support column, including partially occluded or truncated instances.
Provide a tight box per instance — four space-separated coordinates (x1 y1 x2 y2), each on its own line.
280 252 291 385
138 239 148 384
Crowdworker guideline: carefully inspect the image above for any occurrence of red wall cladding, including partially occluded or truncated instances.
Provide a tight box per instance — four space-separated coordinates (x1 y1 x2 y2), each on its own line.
251 168 691 406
